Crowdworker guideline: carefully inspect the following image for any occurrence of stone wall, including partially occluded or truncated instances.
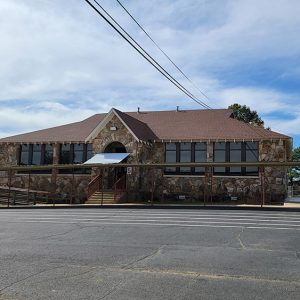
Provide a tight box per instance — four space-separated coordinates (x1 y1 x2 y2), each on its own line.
0 143 18 166
0 143 91 203
0 172 90 204
93 115 138 158
92 114 140 192
140 140 289 204
0 130 291 204
260 140 288 201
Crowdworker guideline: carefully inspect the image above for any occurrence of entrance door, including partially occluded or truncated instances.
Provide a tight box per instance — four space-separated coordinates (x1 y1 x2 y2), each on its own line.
104 142 127 188
104 142 127 154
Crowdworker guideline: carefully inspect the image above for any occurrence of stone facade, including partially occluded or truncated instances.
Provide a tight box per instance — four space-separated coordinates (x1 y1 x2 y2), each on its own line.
93 115 138 158
0 173 90 203
132 140 289 204
0 143 18 166
0 143 90 203
0 115 290 204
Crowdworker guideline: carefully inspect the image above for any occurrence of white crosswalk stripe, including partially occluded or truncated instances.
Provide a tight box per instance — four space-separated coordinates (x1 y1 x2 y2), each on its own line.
0 209 299 231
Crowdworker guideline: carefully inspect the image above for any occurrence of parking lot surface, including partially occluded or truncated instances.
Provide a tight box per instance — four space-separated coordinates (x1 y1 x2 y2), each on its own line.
0 208 299 299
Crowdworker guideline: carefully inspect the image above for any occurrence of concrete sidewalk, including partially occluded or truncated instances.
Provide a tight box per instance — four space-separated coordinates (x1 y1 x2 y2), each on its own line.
1 202 300 211
285 196 300 203
284 197 300 208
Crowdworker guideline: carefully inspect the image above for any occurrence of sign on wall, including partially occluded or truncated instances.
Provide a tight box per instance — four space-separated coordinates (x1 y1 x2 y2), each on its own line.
127 167 132 175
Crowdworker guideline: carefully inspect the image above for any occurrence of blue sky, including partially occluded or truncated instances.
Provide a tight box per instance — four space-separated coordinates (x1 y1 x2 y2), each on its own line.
0 0 299 148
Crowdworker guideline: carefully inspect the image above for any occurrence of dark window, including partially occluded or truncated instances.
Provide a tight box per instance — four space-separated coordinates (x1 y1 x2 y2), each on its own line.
20 144 30 165
213 142 259 176
19 144 53 173
180 143 191 173
43 145 53 165
32 144 42 165
74 144 84 164
245 142 259 175
87 144 93 160
165 142 207 175
229 142 242 174
195 142 207 173
19 144 53 166
60 144 71 164
59 143 93 174
165 143 177 173
60 143 93 165
18 143 92 173
214 142 226 174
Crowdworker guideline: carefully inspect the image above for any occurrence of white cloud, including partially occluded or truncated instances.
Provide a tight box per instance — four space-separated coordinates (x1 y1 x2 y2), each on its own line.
265 115 300 137
0 105 95 138
0 0 299 144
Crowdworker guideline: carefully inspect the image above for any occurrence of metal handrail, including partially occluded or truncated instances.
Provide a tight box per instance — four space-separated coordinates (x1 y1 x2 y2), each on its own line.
87 174 102 199
0 161 299 172
113 175 126 202
292 186 300 197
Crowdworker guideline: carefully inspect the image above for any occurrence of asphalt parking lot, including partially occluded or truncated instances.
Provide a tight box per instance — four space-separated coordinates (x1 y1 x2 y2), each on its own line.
0 208 299 300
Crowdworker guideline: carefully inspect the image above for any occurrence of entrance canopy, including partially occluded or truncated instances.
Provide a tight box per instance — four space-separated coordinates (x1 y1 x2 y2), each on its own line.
83 153 129 164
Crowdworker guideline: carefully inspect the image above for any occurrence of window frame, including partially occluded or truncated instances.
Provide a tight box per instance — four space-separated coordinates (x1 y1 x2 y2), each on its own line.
19 144 54 166
213 141 259 176
164 142 207 175
18 143 92 174
59 143 93 174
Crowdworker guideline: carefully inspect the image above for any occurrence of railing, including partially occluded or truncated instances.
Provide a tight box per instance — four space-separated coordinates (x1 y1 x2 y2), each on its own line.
292 186 300 197
0 186 50 206
0 162 299 207
87 174 102 199
113 175 126 202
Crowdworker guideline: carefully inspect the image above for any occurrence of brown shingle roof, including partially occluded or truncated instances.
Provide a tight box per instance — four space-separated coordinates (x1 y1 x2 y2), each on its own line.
125 109 290 141
0 108 290 144
114 109 158 141
0 114 106 143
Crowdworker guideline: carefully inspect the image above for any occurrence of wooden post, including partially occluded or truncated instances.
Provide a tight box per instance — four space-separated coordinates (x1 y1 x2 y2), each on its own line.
70 167 75 204
12 191 16 206
161 167 164 204
260 166 265 207
151 167 154 206
204 167 207 206
101 168 104 206
33 193 37 205
7 169 12 208
53 168 57 207
210 166 213 204
27 171 31 204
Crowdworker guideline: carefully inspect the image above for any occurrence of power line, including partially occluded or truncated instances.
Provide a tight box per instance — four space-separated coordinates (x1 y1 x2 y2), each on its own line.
87 0 211 109
116 0 212 104
84 0 212 109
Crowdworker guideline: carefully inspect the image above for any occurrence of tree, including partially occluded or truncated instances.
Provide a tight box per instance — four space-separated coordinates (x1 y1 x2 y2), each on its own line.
289 147 300 185
228 103 264 126
292 146 300 161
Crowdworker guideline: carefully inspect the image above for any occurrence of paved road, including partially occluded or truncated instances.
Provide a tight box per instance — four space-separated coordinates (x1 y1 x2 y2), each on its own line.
0 209 299 300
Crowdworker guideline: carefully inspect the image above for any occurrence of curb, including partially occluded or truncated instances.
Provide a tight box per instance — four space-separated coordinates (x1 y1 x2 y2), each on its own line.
1 204 300 212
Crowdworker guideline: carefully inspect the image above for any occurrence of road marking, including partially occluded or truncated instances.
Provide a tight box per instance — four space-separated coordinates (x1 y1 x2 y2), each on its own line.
0 209 299 216
2 219 300 231
0 210 299 220
1 216 300 227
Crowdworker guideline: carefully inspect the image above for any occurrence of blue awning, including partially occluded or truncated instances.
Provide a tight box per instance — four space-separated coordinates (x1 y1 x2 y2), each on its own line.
83 153 129 164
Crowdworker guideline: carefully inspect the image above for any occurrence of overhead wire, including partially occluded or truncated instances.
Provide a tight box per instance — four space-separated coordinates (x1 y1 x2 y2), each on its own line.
88 0 211 109
84 0 212 109
115 0 212 104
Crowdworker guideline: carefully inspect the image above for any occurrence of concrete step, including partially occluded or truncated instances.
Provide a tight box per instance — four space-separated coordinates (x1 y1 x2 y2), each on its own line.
89 195 114 200
86 191 116 204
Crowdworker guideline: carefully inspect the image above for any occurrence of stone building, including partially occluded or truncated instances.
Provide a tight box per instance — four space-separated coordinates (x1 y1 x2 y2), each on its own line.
0 108 292 204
